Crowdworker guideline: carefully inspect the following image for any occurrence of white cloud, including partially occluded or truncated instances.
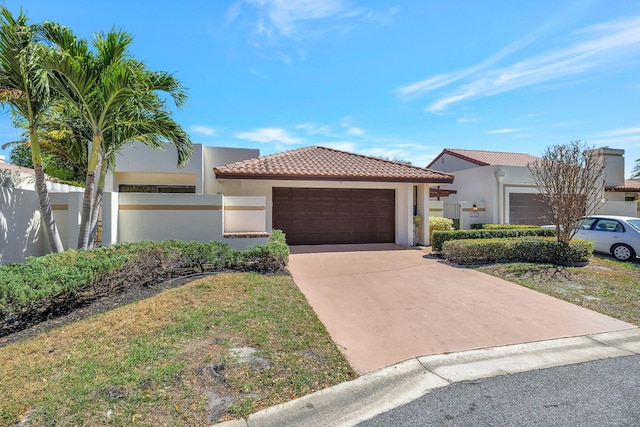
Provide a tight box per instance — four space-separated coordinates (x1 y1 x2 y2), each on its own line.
188 125 218 137
457 117 481 123
294 122 334 136
591 135 640 145
591 126 640 145
597 126 640 137
485 128 522 134
321 142 356 152
346 127 364 136
228 0 361 40
396 15 640 112
234 127 301 144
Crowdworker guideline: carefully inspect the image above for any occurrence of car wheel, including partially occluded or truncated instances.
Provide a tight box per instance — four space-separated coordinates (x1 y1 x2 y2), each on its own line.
611 244 636 262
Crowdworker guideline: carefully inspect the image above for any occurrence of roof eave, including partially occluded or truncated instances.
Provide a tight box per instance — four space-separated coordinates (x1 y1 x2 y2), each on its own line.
213 172 454 184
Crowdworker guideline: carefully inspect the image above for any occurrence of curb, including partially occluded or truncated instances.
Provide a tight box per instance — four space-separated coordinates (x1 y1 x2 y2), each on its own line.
214 328 640 427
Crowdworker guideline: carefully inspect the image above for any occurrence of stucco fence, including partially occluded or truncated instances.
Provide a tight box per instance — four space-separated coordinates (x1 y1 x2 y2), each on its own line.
1 189 268 265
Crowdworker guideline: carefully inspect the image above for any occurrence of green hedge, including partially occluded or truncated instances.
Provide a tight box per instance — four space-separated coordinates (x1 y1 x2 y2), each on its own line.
442 237 593 265
432 228 556 253
470 223 540 230
0 231 289 336
429 217 454 243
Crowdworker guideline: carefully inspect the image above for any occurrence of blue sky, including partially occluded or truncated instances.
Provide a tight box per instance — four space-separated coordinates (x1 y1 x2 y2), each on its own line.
2 0 640 176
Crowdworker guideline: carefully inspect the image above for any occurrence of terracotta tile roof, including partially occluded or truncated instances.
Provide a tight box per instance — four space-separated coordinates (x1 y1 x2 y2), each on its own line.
607 179 640 192
214 146 454 183
427 148 541 168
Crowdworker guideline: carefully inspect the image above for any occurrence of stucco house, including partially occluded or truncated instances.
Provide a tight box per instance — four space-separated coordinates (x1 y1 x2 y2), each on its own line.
102 143 454 247
426 147 639 228
212 146 454 245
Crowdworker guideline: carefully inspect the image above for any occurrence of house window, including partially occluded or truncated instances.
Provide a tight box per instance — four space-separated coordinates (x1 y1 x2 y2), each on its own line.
119 184 195 193
625 196 635 202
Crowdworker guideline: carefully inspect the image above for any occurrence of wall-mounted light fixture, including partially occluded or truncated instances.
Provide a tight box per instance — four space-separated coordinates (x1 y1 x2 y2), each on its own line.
472 204 478 212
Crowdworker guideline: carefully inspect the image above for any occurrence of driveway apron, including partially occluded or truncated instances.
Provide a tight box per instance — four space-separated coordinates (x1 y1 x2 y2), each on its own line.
288 244 636 374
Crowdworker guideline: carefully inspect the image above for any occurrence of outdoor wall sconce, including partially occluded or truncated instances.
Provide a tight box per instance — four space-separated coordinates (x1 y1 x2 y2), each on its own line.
471 204 478 212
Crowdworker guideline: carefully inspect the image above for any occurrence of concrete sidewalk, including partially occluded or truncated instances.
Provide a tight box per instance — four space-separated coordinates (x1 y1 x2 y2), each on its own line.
215 328 640 427
287 244 635 374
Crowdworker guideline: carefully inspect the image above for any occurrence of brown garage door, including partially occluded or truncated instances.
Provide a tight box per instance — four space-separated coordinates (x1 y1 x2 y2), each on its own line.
273 188 395 245
509 193 554 225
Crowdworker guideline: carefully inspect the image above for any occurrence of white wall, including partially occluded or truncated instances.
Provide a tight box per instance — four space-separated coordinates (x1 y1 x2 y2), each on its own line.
430 152 480 173
597 201 638 217
0 187 48 264
435 165 540 228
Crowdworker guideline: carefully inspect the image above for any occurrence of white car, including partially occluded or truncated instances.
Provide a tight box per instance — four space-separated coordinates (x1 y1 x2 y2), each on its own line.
574 215 640 261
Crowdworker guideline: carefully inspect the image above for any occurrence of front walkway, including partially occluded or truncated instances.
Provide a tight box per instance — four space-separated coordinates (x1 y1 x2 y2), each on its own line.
288 244 635 374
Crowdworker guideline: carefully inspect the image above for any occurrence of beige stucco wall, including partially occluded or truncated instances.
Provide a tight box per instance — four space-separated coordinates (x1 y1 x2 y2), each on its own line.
594 147 625 187
223 196 266 233
107 142 258 194
203 146 260 194
116 193 224 243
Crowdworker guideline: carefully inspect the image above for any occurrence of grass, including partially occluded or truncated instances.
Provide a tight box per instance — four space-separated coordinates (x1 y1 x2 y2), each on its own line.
0 272 356 426
475 254 640 326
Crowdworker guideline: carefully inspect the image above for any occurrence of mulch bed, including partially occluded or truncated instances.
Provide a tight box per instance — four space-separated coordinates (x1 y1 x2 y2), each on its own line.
0 272 215 348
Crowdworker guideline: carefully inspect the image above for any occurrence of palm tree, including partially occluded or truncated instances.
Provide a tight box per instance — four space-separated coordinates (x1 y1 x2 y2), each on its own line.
0 7 64 252
41 24 191 249
632 159 640 179
88 108 191 247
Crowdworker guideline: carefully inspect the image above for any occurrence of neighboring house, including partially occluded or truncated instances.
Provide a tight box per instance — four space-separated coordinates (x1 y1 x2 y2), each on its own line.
426 147 638 228
604 179 640 218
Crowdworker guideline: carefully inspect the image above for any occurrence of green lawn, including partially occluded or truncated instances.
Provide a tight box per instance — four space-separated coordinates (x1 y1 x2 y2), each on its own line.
476 255 640 326
0 272 356 426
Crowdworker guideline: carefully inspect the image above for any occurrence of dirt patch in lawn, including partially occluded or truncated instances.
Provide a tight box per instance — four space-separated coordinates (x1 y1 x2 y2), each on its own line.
0 272 356 426
476 254 640 326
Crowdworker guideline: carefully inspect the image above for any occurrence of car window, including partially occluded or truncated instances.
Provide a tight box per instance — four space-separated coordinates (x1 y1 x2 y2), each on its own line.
627 220 640 231
576 218 597 230
593 219 623 232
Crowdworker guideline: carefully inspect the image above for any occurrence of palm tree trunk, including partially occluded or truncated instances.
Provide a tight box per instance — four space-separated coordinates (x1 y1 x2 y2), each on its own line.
77 171 95 250
77 133 101 250
88 186 103 249
29 126 64 253
34 164 65 253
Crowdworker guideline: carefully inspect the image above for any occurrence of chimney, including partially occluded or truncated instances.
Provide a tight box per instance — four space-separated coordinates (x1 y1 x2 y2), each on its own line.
593 147 624 187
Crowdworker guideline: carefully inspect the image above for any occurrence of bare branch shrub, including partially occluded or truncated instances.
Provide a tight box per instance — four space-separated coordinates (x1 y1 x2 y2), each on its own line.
528 141 606 244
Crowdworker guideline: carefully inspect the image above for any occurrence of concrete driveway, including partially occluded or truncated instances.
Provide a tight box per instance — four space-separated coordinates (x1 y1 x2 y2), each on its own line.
288 244 636 374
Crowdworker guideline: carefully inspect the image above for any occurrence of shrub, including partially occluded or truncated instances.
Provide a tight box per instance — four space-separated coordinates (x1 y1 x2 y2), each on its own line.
233 230 289 273
442 237 593 265
471 224 540 230
432 228 556 253
0 231 289 337
429 217 454 243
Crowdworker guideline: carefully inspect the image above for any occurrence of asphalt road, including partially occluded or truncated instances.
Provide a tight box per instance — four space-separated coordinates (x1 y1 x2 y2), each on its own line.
358 354 640 427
